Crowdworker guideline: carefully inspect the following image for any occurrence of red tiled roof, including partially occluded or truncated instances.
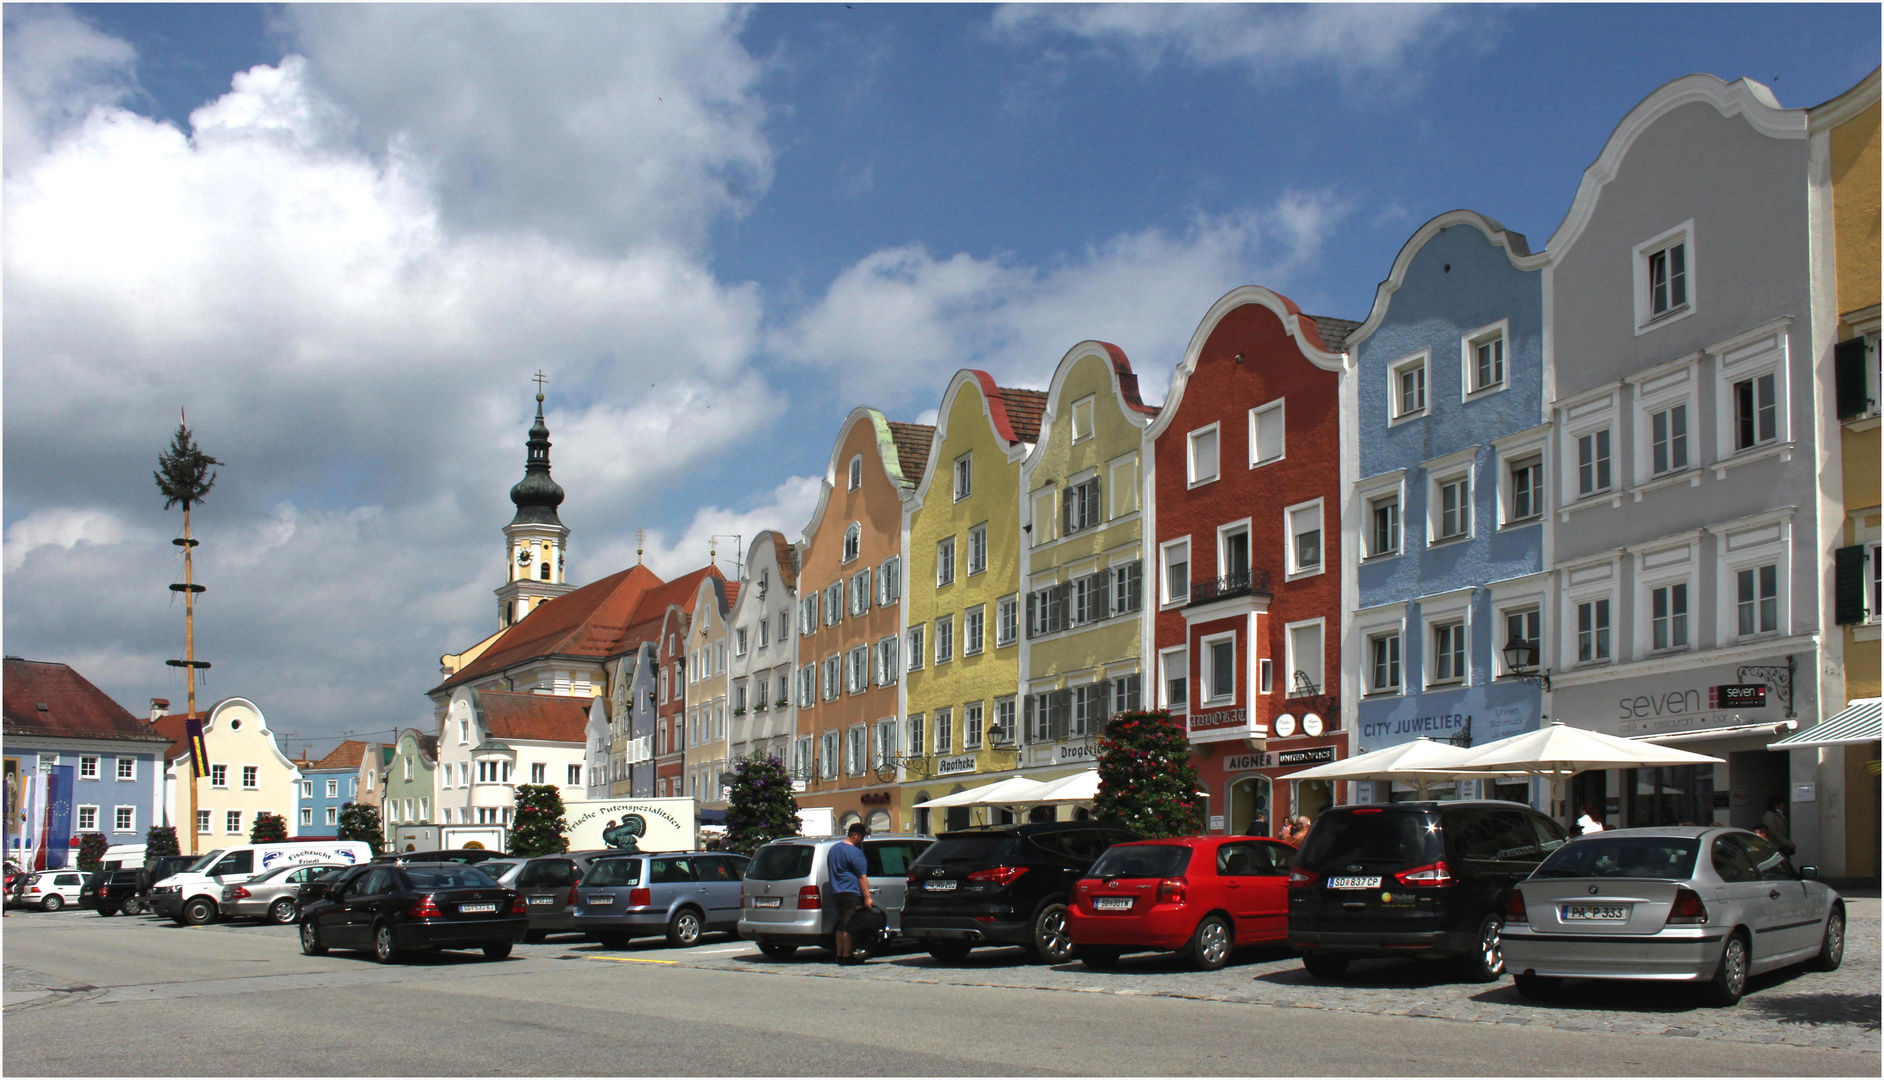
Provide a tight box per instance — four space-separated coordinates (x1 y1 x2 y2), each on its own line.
2 659 169 743
765 531 799 592
476 690 590 744
886 422 936 480
996 387 1049 442
146 713 190 761
310 739 374 772
722 580 741 611
1091 342 1161 415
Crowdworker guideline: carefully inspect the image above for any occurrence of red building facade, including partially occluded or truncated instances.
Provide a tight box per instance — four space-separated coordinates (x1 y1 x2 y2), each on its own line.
1148 287 1354 837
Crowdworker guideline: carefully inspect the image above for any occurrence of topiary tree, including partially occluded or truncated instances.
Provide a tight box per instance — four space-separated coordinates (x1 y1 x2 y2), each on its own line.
336 802 384 855
145 825 179 858
724 756 802 855
248 811 289 844
76 833 110 872
1094 709 1205 838
508 783 569 857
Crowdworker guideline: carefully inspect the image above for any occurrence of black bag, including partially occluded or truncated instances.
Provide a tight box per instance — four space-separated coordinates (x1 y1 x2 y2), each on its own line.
847 903 888 949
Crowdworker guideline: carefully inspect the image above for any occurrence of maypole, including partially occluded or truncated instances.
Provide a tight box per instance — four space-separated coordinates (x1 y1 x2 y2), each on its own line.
155 414 222 854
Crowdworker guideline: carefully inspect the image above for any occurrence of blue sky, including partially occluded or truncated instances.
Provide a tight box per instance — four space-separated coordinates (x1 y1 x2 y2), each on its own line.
5 3 1877 754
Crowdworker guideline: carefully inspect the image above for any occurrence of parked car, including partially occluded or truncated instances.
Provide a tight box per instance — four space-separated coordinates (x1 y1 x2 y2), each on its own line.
901 821 1142 964
372 848 509 866
737 835 933 958
1068 835 1296 970
17 869 87 911
79 868 151 915
1287 800 1570 981
1503 826 1844 1006
571 851 750 949
220 862 349 924
151 841 374 925
498 851 612 943
298 861 527 963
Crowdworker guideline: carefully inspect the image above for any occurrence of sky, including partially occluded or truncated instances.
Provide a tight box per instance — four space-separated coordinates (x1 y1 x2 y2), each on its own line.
4 3 1878 757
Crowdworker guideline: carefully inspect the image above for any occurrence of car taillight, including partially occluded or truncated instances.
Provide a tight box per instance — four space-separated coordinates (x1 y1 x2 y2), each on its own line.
408 894 441 918
1393 861 1455 887
630 888 653 908
1354 808 1384 814
1156 877 1187 903
796 885 821 910
1287 867 1318 889
1667 887 1708 925
906 871 919 886
1505 890 1528 924
967 866 1029 887
568 885 580 906
231 886 251 900
509 894 528 915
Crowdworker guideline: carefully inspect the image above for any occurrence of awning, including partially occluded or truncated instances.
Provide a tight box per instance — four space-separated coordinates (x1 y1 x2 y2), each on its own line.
1769 698 1882 750
1627 721 1796 746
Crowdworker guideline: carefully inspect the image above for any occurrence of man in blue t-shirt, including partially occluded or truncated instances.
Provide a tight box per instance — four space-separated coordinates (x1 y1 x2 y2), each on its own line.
828 822 873 965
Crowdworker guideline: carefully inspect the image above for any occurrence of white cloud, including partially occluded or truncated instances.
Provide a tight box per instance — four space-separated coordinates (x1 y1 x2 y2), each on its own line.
771 192 1351 406
4 507 154 572
990 3 1491 94
583 475 825 585
2 5 139 171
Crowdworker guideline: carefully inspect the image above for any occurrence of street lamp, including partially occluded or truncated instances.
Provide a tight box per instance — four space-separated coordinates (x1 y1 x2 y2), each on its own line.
1501 635 1552 691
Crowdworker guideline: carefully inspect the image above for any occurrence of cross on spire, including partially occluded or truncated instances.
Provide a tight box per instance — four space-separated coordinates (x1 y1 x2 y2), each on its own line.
532 369 548 402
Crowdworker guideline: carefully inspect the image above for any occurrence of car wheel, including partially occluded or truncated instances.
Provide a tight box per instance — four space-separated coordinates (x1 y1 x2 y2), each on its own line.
1702 931 1749 1007
1457 913 1505 983
97 905 118 917
268 898 299 925
1302 952 1350 979
524 930 548 944
181 897 216 926
41 894 64 912
925 942 972 963
1808 907 1845 972
757 941 799 960
300 920 327 956
1514 973 1562 999
483 942 513 960
1030 902 1074 964
1076 945 1122 969
665 908 703 948
373 923 402 964
595 931 631 950
1189 915 1233 972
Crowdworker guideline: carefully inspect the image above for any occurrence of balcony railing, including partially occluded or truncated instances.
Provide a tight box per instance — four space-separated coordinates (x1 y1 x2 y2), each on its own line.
1186 568 1271 606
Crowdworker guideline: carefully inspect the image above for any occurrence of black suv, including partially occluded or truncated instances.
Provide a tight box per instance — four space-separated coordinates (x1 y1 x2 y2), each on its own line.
79 868 151 915
1288 800 1569 981
901 821 1141 963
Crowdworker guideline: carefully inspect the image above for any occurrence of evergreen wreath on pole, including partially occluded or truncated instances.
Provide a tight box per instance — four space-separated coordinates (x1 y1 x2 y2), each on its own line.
144 825 180 859
1093 709 1205 838
508 783 569 857
248 812 289 844
336 802 385 855
723 756 802 855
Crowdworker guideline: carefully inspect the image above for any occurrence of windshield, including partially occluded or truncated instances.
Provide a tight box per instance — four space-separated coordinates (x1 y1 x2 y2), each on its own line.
914 835 1020 867
1087 844 1192 879
184 850 226 873
1535 836 1700 879
405 867 498 889
582 858 642 887
1295 813 1440 872
747 845 816 881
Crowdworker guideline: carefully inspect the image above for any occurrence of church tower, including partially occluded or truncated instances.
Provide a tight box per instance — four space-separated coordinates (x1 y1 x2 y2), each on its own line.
496 378 575 627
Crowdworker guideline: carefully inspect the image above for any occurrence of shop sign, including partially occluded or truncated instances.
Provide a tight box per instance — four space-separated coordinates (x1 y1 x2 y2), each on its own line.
1208 815 1225 831
1056 741 1099 764
1362 711 1471 743
936 755 978 776
1712 684 1767 708
859 792 892 806
1275 746 1337 767
1224 752 1273 771
1190 707 1247 733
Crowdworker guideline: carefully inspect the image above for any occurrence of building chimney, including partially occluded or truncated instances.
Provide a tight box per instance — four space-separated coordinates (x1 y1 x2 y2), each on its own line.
150 698 170 722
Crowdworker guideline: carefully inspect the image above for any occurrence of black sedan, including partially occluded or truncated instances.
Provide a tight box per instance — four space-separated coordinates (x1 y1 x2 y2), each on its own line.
298 862 527 963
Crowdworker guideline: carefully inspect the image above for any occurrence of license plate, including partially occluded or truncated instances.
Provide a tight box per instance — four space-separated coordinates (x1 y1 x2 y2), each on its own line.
753 896 782 908
1093 897 1134 911
1562 904 1628 921
925 880 958 892
528 896 555 906
1326 876 1382 889
458 903 497 914
588 895 614 905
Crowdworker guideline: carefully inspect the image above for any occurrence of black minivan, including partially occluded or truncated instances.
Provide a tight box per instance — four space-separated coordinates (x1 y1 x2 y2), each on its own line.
1288 801 1569 981
901 821 1140 964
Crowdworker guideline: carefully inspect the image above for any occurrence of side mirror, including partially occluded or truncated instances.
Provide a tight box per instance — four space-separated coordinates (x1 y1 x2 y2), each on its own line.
1797 865 1818 881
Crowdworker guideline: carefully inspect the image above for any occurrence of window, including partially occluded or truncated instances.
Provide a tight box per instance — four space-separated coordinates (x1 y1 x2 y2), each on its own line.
822 655 840 700
196 809 211 834
1646 237 1688 319
1368 632 1402 694
1161 539 1190 605
325 806 338 827
843 523 861 563
1733 373 1778 451
907 714 925 758
820 732 840 779
1187 425 1220 485
735 628 748 657
1202 633 1236 704
1508 456 1543 522
1062 477 1101 534
963 702 983 750
933 707 953 754
300 807 313 827
1650 404 1689 475
848 454 863 490
79 756 99 779
967 524 987 575
1071 684 1101 736
875 719 898 768
1160 647 1188 709
1391 354 1428 420
1111 675 1141 715
964 606 985 655
1287 502 1323 574
824 583 842 625
1285 621 1324 696
906 624 925 671
780 611 791 640
78 805 98 830
996 595 1019 645
1109 562 1142 617
1737 565 1779 637
117 757 136 781
954 453 972 501
799 594 818 636
1028 582 1069 636
1576 599 1612 663
992 698 1017 745
1071 395 1095 442
1259 658 1273 695
879 556 901 604
1431 622 1466 684
226 810 242 834
936 537 956 586
1435 475 1470 541
325 778 339 798
210 764 227 788
1369 493 1401 557
851 568 872 615
1501 607 1541 676
875 636 900 685
1249 399 1285 466
935 615 954 663
1650 583 1690 652
1110 456 1139 517
1577 429 1612 496
531 762 547 784
1072 575 1104 625
1031 490 1057 546
846 645 868 695
1468 330 1505 394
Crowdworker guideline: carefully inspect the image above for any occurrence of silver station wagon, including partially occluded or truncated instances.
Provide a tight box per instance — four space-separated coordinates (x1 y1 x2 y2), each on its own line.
737 835 931 959
1502 827 1844 1006
570 852 749 949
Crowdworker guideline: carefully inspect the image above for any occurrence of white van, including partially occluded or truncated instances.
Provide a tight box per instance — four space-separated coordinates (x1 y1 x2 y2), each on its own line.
151 842 374 925
100 844 146 871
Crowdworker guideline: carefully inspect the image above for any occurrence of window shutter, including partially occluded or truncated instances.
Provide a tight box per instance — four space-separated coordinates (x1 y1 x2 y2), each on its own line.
1836 338 1872 418
1084 478 1101 526
1049 584 1070 632
1026 592 1039 638
1835 545 1868 624
1063 487 1076 534
860 567 873 611
1090 570 1110 621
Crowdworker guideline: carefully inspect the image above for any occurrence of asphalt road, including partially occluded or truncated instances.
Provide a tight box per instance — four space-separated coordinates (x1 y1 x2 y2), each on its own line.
3 907 1878 1076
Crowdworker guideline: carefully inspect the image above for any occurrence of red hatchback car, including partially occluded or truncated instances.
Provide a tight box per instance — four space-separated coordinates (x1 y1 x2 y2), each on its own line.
1067 836 1297 970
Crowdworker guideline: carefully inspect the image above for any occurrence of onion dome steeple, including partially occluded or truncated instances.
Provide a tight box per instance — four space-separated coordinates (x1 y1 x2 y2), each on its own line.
508 383 565 527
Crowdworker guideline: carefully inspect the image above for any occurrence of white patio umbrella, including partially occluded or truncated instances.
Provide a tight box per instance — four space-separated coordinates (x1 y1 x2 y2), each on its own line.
1277 737 1525 799
1454 721 1723 826
912 775 1051 810
1022 769 1210 806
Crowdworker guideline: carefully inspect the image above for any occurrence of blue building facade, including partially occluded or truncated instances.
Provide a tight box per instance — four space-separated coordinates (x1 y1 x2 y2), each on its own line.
1342 213 1552 801
293 740 366 838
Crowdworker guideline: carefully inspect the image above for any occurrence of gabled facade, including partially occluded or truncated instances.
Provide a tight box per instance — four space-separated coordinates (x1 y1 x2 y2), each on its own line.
901 376 1041 832
1148 287 1354 835
150 697 301 855
1015 345 1158 811
434 687 589 850
595 639 656 799
728 532 800 768
683 575 736 808
1344 211 1551 808
384 728 439 851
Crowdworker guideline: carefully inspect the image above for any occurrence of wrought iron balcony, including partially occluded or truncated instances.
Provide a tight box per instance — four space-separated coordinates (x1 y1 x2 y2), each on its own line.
1186 568 1271 606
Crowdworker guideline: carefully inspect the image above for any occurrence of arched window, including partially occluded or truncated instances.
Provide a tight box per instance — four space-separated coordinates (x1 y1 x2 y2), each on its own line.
843 522 861 562
539 561 551 580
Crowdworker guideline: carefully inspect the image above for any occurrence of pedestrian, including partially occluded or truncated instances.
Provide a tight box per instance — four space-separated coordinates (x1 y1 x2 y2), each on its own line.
828 821 873 966
1761 796 1796 855
1246 810 1269 838
1576 804 1605 835
1283 816 1312 846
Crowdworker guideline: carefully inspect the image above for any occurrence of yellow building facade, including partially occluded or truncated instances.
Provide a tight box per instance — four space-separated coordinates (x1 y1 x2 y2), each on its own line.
159 697 302 855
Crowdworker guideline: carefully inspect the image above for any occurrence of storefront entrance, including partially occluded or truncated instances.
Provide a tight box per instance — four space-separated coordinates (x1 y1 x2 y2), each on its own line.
1726 750 1790 832
1229 775 1272 836
1293 779 1332 823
